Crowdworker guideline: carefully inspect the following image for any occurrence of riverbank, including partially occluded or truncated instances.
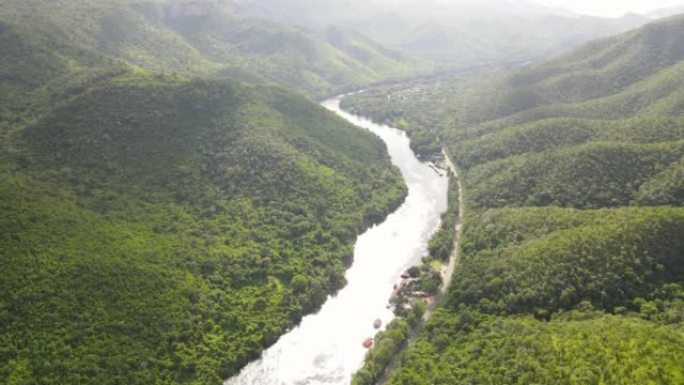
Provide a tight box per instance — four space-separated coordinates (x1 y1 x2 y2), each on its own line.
352 149 465 385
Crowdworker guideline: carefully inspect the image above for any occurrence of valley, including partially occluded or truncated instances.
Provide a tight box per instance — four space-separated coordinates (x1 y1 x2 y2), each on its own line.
224 96 449 385
1 1 683 385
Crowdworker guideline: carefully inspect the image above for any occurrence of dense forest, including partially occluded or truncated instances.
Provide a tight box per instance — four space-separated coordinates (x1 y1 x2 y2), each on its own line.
344 15 684 385
3 0 684 384
0 0 411 384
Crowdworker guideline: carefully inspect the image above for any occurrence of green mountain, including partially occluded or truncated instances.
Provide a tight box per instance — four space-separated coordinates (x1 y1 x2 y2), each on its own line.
1 74 406 385
459 14 684 123
383 206 684 385
343 15 684 385
0 0 428 102
0 1 409 384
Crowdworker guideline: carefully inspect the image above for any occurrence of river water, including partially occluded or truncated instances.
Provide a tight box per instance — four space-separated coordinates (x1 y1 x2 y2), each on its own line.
224 96 448 385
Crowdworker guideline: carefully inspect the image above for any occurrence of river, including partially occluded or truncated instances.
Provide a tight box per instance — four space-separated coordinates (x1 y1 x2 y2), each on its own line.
224 96 449 385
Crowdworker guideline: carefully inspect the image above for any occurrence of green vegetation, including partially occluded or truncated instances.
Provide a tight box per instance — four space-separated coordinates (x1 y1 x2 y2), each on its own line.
0 1 411 384
467 141 684 209
0 72 407 385
427 176 461 263
0 0 429 103
344 15 684 385
351 302 425 385
453 207 684 317
340 78 474 160
386 206 684 383
392 310 684 385
4 0 684 383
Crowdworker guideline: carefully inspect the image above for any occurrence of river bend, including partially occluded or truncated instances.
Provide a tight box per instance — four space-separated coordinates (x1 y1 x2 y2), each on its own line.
224 96 448 385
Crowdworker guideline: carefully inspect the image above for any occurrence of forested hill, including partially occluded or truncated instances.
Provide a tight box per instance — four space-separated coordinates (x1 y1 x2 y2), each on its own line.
0 1 408 384
459 13 684 124
342 15 684 385
446 15 684 210
0 0 428 101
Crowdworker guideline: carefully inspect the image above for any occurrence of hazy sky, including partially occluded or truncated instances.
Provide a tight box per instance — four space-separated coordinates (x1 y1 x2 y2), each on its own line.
532 0 684 17
378 0 684 17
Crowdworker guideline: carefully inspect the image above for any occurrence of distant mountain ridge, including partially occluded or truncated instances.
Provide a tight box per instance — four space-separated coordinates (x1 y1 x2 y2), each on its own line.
232 0 650 65
0 0 428 101
646 4 684 19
